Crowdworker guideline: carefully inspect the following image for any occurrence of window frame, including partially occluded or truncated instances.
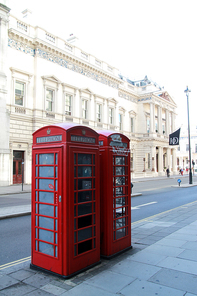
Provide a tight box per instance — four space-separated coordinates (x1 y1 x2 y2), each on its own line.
96 103 102 123
82 99 88 119
45 88 55 112
119 113 123 131
109 107 114 125
65 93 72 116
15 80 25 107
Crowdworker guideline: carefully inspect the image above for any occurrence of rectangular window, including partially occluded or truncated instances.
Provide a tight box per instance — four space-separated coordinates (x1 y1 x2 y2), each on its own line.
15 81 25 106
186 144 189 151
46 89 54 112
131 118 134 133
82 100 88 119
96 104 102 122
109 108 114 125
119 114 122 130
147 118 150 133
195 144 197 153
155 120 158 132
145 153 150 169
65 94 72 115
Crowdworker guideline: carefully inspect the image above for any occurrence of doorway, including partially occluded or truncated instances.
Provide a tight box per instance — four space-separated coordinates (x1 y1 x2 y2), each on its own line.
13 151 24 184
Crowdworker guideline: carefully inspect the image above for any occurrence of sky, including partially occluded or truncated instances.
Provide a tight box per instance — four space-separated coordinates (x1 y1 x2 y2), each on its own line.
7 0 197 130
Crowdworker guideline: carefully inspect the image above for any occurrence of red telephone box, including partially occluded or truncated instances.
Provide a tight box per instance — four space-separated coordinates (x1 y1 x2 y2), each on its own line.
98 131 131 258
31 123 100 278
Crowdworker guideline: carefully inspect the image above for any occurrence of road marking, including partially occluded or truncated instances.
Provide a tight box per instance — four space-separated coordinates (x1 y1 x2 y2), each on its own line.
132 200 197 225
131 201 157 210
0 256 31 270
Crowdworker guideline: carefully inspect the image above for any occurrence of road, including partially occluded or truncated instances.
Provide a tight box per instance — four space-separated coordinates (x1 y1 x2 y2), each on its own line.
0 176 197 266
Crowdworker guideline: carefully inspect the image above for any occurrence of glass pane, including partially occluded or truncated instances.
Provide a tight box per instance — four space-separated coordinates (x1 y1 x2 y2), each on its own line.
13 161 16 174
39 179 54 190
39 216 54 230
39 229 54 243
39 241 54 256
39 191 54 203
78 191 92 203
78 179 92 190
116 228 126 239
116 187 124 196
115 157 125 165
115 207 126 218
116 217 126 229
18 162 22 174
78 167 92 177
78 227 92 242
78 239 92 255
116 197 126 207
78 154 92 164
78 215 92 228
39 166 54 177
115 167 125 176
39 154 54 165
39 204 54 217
115 177 125 186
78 203 92 216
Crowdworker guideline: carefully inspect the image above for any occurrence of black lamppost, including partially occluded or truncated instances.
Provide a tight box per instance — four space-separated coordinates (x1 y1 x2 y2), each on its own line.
184 86 192 184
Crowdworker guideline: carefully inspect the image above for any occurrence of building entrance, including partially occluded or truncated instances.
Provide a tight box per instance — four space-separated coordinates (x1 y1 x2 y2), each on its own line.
13 151 24 184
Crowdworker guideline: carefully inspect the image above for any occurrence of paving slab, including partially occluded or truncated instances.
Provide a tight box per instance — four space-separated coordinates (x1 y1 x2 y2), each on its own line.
109 259 161 280
128 249 166 265
154 237 187 248
157 256 197 275
0 282 36 296
177 249 197 262
22 273 53 289
149 268 197 295
141 244 184 258
61 283 117 296
40 283 67 295
85 270 135 294
0 274 19 290
119 278 185 296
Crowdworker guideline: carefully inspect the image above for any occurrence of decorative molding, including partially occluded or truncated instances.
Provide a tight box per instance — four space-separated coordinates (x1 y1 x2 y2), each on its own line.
138 97 151 102
118 91 137 103
8 38 35 56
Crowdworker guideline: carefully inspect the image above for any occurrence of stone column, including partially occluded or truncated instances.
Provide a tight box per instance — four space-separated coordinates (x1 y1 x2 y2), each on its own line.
90 94 95 121
150 102 155 133
158 146 164 175
158 105 162 134
166 148 171 170
74 89 80 118
171 112 175 132
172 148 177 174
165 109 169 135
0 3 11 185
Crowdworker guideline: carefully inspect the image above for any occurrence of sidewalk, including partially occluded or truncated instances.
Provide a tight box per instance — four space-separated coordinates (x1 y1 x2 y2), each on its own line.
0 197 197 295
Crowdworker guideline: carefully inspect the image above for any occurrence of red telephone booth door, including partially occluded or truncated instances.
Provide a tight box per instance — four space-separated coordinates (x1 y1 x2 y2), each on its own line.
66 148 100 276
13 151 24 184
31 148 63 275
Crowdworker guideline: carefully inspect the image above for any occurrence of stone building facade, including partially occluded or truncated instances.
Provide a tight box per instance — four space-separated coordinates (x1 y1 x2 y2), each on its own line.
0 2 177 185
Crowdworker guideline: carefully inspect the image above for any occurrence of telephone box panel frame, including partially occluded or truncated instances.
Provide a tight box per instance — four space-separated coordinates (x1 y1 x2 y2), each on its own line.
31 123 100 278
98 130 131 258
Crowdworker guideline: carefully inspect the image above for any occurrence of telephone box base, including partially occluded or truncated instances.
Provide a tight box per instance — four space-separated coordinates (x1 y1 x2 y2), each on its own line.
30 261 101 279
101 245 133 260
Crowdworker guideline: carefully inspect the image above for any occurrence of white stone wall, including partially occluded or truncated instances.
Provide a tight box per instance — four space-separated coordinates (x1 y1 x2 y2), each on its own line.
0 8 178 185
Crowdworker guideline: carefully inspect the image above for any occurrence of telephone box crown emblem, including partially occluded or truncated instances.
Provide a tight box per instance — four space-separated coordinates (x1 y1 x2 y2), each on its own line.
47 128 51 135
